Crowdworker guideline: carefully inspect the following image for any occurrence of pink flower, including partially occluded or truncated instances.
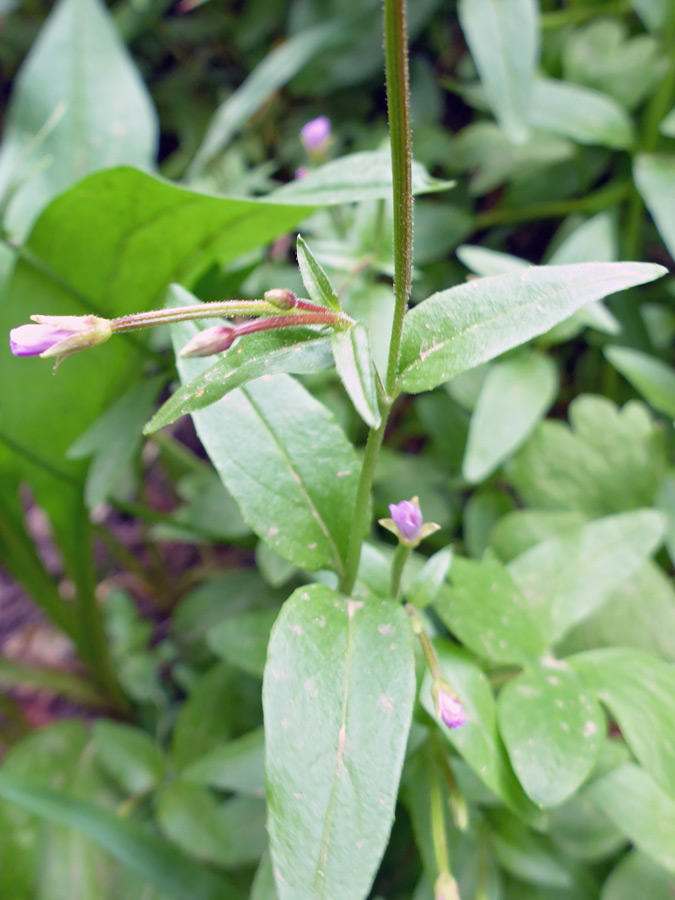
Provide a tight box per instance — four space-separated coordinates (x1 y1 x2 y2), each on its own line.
389 499 423 543
9 315 112 360
300 116 331 154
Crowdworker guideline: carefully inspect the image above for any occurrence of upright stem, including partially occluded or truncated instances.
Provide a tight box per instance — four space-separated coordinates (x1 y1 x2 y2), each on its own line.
338 0 413 594
384 0 414 396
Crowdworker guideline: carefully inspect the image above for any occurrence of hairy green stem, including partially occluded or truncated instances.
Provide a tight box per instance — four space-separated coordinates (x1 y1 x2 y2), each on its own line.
338 0 413 595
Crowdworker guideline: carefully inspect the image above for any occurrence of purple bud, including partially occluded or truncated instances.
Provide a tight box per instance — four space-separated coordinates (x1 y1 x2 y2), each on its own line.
434 682 466 729
389 499 423 543
300 116 331 154
10 315 112 360
295 166 310 180
179 325 236 357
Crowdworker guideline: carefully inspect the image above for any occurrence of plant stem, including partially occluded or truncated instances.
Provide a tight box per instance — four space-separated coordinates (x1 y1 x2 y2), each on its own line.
384 0 414 397
390 542 412 599
427 743 451 877
338 0 413 595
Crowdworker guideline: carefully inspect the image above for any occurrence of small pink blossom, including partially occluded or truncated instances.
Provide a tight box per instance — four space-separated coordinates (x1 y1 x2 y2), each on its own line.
389 499 423 543
300 116 331 154
179 325 236 357
9 315 112 361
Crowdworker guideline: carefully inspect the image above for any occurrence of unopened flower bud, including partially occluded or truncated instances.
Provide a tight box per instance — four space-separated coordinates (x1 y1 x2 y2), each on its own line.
433 680 466 729
10 314 112 362
435 872 461 900
300 116 331 155
179 325 236 357
264 289 297 310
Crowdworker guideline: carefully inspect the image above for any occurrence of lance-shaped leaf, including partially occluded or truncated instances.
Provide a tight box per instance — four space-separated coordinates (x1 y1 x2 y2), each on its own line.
457 0 538 143
497 663 605 807
264 584 415 900
297 235 340 311
172 320 359 574
605 345 675 420
634 154 675 259
332 324 381 428
397 262 665 394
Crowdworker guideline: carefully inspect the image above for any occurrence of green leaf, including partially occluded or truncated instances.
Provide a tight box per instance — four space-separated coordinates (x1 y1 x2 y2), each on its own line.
0 0 157 237
156 782 266 868
605 346 675 419
264 584 415 900
404 547 453 609
587 763 675 873
251 853 278 900
0 656 103 706
660 107 675 138
463 351 558 482
420 641 537 819
489 810 574 888
0 774 236 900
549 790 626 861
188 23 342 178
183 728 265 798
558 561 675 663
497 664 605 806
507 510 667 643
397 263 664 394
296 235 341 311
332 324 381 428
434 557 549 666
207 607 278 679
457 0 538 143
569 649 675 800
144 289 334 432
507 395 666 516
529 77 634 149
601 851 675 900
92 721 164 796
174 319 359 573
273 150 453 205
634 154 675 259
628 0 670 32
69 375 165 508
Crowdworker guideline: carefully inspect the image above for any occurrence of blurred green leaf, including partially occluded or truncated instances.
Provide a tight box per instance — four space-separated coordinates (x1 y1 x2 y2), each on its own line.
0 0 158 237
530 78 634 149
404 547 453 609
570 649 675 800
92 721 164 796
507 510 666 643
604 346 675 419
634 154 675 259
463 351 558 483
207 607 278 679
398 263 664 394
458 0 538 143
435 557 548 666
587 764 675 873
507 396 666 516
601 851 675 900
264 584 415 900
183 728 265 798
498 664 605 807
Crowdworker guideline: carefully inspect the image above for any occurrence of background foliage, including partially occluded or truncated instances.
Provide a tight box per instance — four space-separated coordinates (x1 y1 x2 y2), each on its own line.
0 1 673 899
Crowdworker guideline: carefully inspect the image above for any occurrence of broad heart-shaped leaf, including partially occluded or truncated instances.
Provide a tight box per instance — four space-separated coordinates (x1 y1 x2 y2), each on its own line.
457 0 538 143
273 151 453 205
0 0 157 238
569 648 675 801
601 851 675 900
420 641 538 821
397 262 665 394
263 584 415 900
605 346 675 419
173 319 359 575
297 235 340 311
332 324 381 428
587 764 675 873
507 395 667 516
144 287 334 432
497 663 605 807
634 154 675 259
463 351 558 483
434 557 549 667
507 510 667 644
